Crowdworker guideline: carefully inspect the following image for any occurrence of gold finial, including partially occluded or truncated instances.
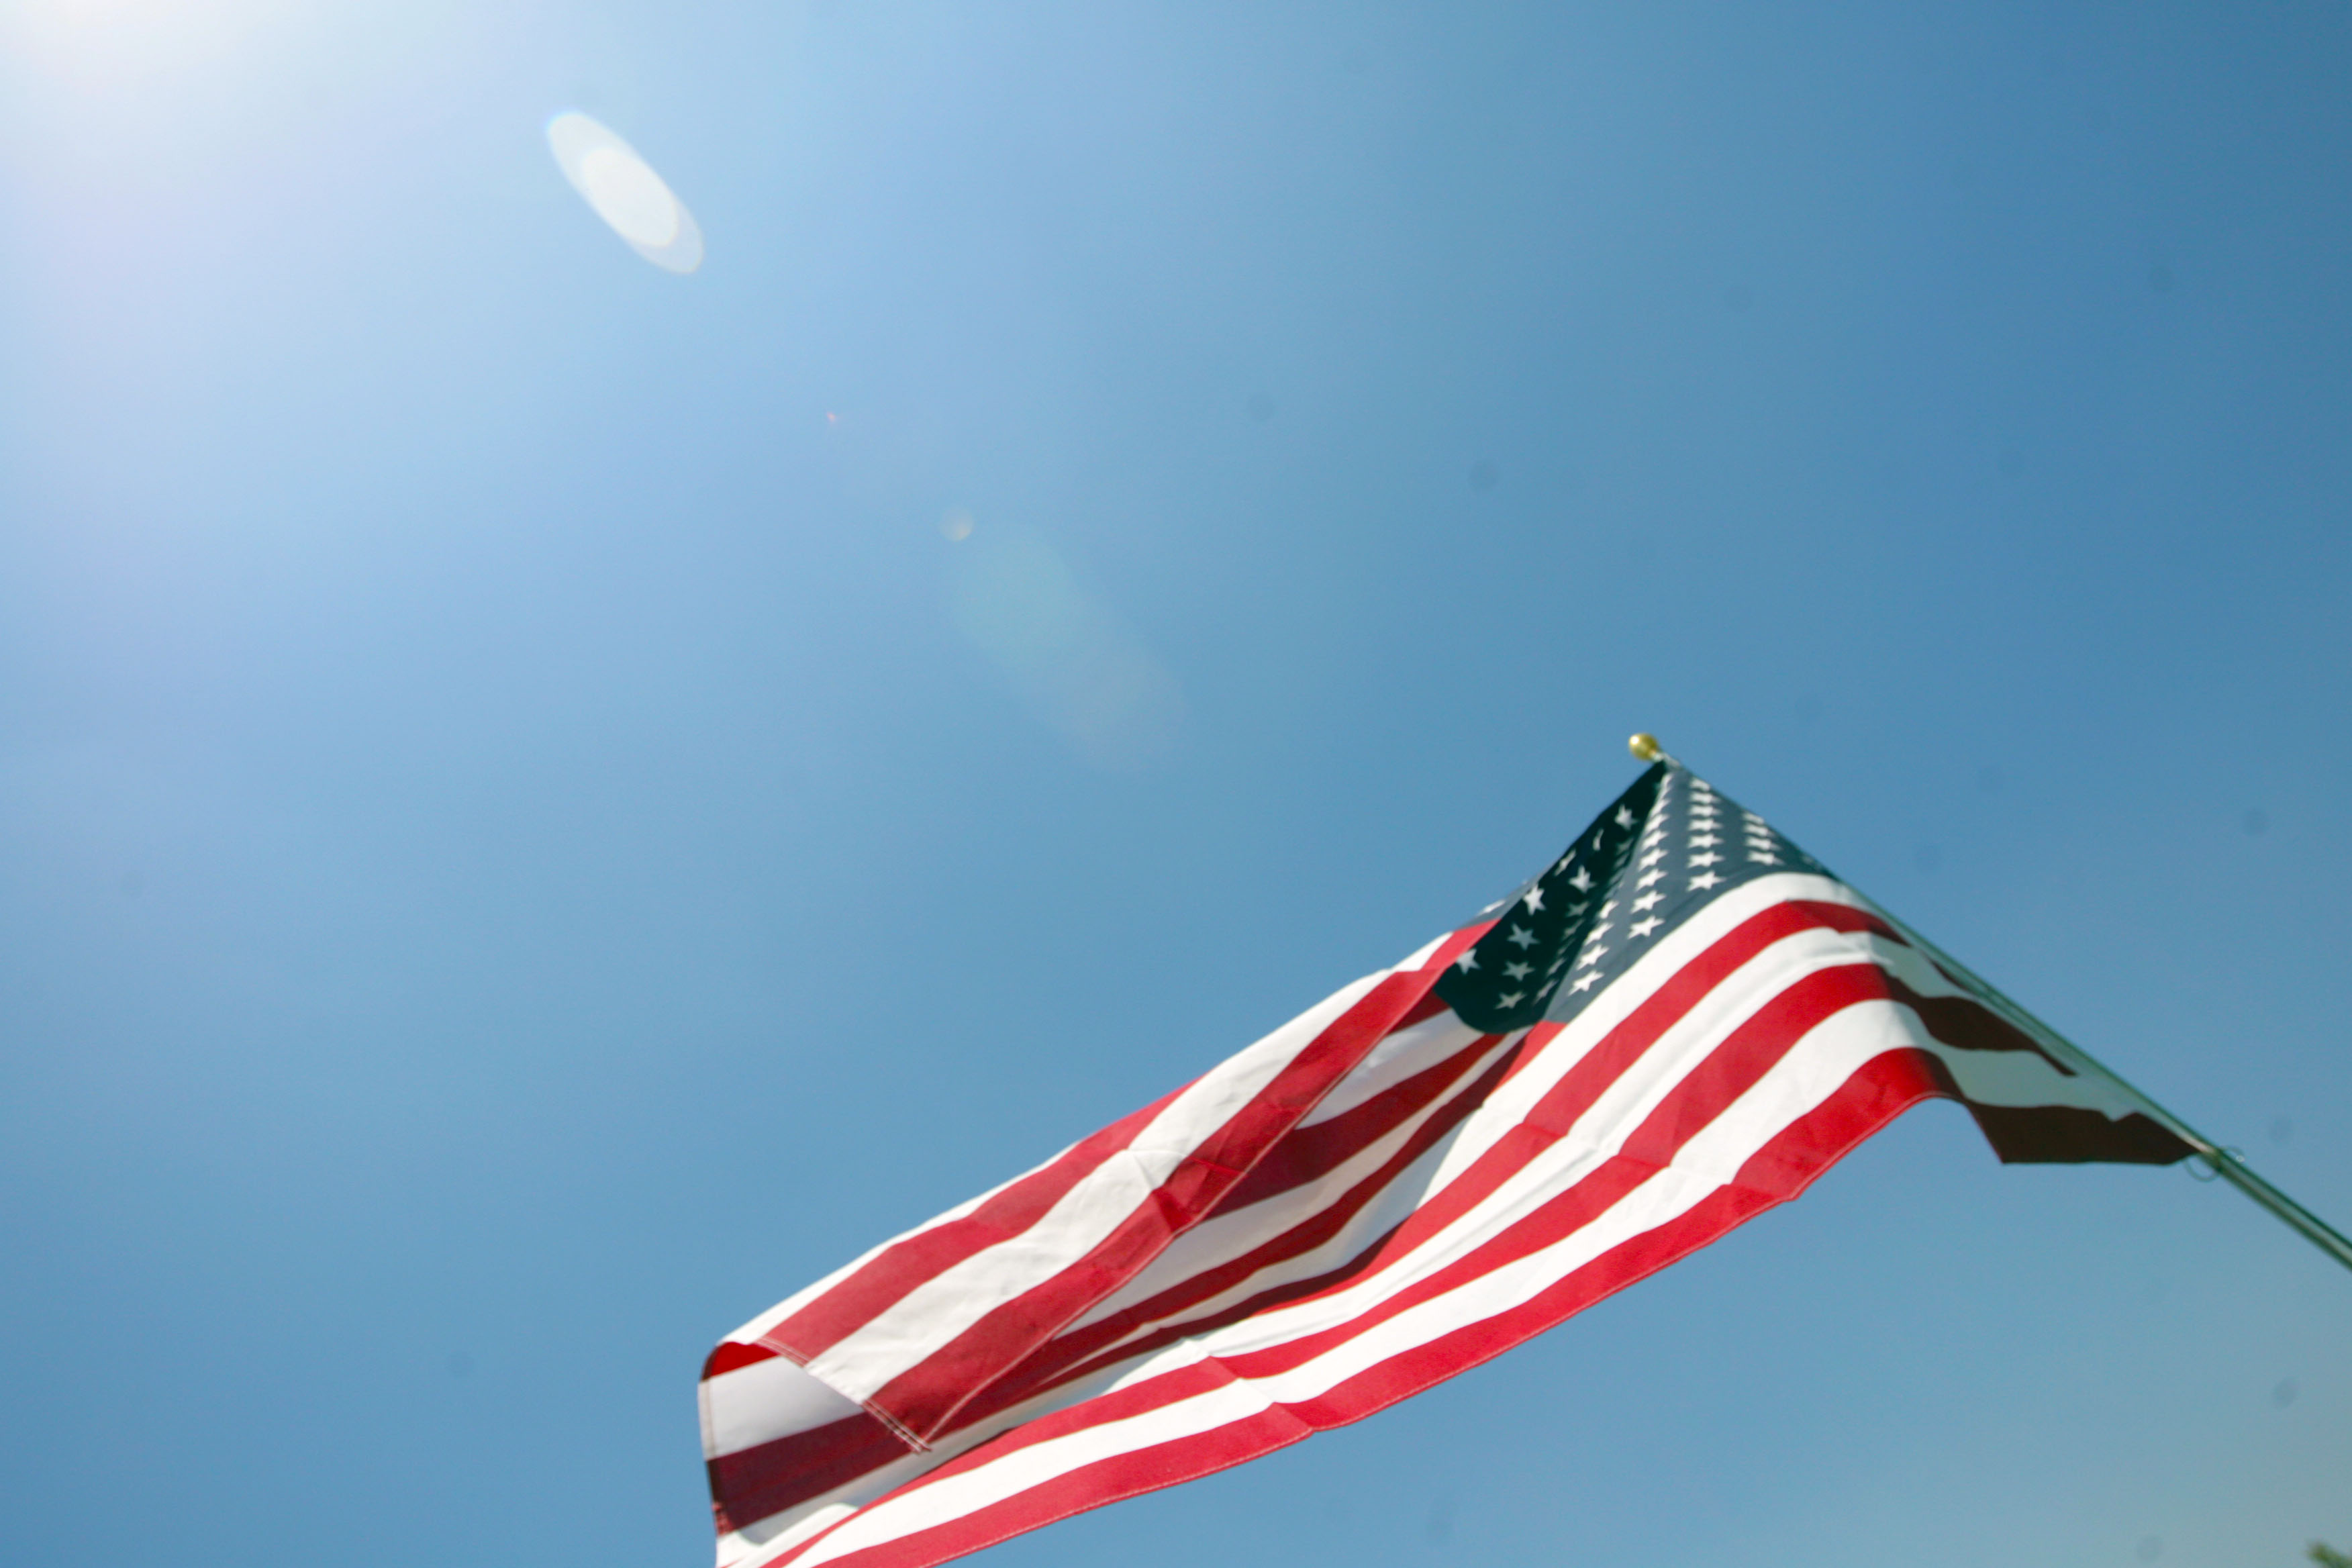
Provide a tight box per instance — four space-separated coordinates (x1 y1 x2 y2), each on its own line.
1628 732 1665 763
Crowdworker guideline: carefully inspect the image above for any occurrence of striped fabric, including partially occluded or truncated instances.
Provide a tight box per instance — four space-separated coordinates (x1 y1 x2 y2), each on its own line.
700 765 2188 1568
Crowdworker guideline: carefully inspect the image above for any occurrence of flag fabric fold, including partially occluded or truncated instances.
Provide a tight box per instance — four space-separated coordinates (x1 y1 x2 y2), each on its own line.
701 762 2189 1568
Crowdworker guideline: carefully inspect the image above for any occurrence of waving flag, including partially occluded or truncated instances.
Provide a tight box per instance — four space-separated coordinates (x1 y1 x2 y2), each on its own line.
700 756 2206 1568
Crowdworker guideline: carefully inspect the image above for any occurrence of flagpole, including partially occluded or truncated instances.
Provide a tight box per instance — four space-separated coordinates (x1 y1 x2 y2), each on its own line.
1871 908 2352 1277
1627 733 2352 1278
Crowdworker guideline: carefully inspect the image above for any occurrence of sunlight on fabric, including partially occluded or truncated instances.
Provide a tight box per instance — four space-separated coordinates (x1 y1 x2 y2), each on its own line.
546 111 703 274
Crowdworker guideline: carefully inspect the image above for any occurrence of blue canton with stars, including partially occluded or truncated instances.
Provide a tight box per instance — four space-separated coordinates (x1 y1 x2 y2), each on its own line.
1433 763 1830 1036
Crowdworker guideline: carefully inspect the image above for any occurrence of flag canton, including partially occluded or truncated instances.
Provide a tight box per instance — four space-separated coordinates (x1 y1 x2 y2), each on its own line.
1435 764 1828 1035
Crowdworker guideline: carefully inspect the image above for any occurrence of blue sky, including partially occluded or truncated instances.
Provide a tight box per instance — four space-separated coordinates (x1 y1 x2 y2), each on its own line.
3 3 2349 1566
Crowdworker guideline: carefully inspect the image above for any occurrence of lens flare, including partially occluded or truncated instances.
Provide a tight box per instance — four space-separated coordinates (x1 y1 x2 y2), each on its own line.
546 111 703 274
948 530 1184 769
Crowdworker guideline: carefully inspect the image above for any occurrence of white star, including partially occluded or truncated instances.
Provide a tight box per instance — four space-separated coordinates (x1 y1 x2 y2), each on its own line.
1638 849 1666 870
1576 944 1608 967
1632 891 1663 912
1614 805 1636 829
1547 954 1567 973
1521 885 1545 914
1688 852 1722 867
1571 971 1603 992
1569 867 1594 892
1503 960 1532 981
1688 833 1720 848
1636 868 1665 889
1749 850 1780 864
1506 925 1538 949
1597 900 1618 922
1585 923 1614 945
1455 948 1479 973
1689 871 1722 890
1563 901 1589 920
1630 916 1661 938
1497 991 1524 1008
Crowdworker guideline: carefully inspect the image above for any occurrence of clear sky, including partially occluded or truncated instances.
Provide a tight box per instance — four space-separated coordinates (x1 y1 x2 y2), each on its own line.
3 4 2348 1567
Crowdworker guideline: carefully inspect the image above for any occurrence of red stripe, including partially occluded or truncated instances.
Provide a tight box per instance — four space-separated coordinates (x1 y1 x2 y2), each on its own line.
1369 903 1891 1267
810 901 1911 1455
1088 901 1894 1369
760 1087 1185 1364
753 912 1926 1514
948 1031 1530 1418
769 1048 1951 1568
1620 961 1893 1169
1214 1021 1491 1213
760 934 1480 1383
1960 1104 2190 1165
709 1026 1506 1526
1183 967 2114 1396
861 965 1453 1439
723 896 2106 1558
1881 973 2072 1073
810 1391 1315 1568
707 1340 781 1378
1212 963 1911 1384
708 934 1487 1524
709 1411 911 1534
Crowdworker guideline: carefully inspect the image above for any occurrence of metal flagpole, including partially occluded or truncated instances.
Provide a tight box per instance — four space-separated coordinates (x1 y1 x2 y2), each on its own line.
1865 908 2352 1277
1626 733 2352 1278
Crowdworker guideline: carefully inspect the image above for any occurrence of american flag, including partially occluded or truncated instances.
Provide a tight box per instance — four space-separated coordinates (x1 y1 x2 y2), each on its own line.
699 761 2190 1568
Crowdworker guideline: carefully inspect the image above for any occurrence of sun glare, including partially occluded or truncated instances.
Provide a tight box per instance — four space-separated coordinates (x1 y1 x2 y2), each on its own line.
3 0 285 87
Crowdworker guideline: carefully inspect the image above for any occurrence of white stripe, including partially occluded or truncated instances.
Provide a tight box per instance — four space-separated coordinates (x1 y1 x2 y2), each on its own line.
1173 920 1886 1360
1414 873 1867 1194
731 874 2165 1568
722 1153 1071 1350
744 876 1828 1377
779 990 1937 1568
727 1353 1155 1562
1022 888 1849 1363
1855 936 2145 1114
805 968 1393 1402
758 911 1911 1561
1197 997 1963 1383
841 899 1902 1427
1063 1031 1516 1343
1071 1110 1478 1355
703 1355 870 1461
789 1343 1271 1567
1297 1012 1483 1128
